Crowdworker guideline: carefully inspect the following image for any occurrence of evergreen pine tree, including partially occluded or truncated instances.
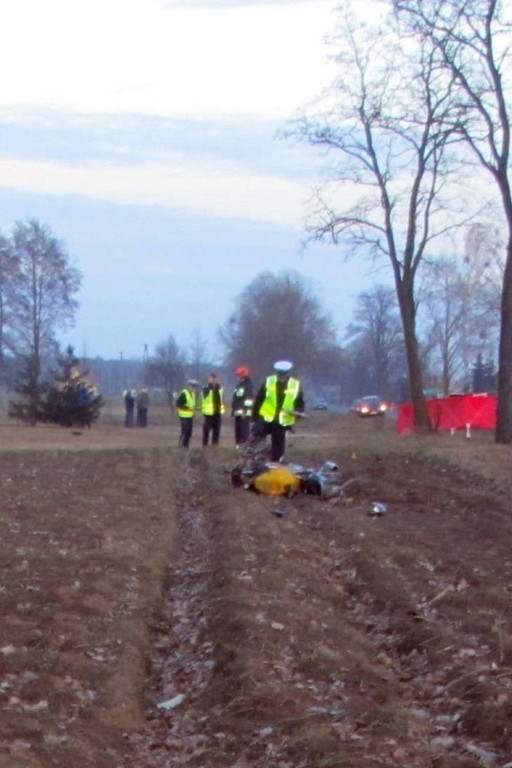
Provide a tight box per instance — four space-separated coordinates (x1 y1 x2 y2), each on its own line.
40 346 104 428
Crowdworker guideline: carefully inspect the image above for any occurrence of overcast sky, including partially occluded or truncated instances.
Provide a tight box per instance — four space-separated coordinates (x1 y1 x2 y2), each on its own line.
0 0 380 363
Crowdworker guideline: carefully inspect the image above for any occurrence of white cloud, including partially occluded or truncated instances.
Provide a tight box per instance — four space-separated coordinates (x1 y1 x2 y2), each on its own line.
1 0 335 119
0 155 308 227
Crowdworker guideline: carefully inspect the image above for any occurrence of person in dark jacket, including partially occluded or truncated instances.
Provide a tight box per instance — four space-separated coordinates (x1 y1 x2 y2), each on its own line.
136 387 150 427
252 360 305 461
123 387 136 427
201 373 225 446
231 365 254 447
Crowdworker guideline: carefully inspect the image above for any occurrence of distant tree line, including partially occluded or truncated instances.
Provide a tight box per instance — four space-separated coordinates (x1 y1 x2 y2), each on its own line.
124 270 498 410
0 219 499 424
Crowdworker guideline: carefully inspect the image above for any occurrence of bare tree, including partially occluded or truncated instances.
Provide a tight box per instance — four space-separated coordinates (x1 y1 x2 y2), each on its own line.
420 258 470 393
291 1 463 429
188 329 210 383
8 220 81 422
219 271 337 385
147 335 186 406
460 225 502 371
464 223 504 317
345 285 405 397
0 232 17 366
417 224 502 393
393 0 512 441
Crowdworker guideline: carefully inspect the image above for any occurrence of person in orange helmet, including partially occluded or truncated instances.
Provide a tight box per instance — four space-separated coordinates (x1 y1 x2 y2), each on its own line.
231 365 254 447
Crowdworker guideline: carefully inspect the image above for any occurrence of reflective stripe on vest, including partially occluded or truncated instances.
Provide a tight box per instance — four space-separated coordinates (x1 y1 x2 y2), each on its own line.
233 386 253 417
258 375 300 426
202 387 225 416
177 388 195 418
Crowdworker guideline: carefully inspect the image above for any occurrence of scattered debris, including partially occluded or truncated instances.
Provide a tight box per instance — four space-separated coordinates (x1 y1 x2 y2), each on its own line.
157 693 186 711
368 502 387 516
299 461 344 498
270 507 290 518
429 585 455 605
0 645 17 656
465 742 497 766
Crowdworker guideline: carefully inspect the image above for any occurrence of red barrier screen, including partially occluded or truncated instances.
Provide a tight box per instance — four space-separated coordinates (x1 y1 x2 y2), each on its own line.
397 394 497 434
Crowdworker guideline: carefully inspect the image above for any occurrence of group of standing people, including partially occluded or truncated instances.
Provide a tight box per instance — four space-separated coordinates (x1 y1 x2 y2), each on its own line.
123 387 150 428
175 359 304 461
175 372 227 448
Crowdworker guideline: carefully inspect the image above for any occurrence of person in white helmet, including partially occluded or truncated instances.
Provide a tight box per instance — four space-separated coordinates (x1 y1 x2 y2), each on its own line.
251 360 305 461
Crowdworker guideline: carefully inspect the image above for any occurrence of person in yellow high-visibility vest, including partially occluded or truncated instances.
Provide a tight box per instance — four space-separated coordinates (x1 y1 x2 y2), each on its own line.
175 379 198 447
251 360 305 461
201 372 225 446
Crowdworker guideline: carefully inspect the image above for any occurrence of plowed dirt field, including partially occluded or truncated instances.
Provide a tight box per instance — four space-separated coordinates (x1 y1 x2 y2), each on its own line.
1 411 511 768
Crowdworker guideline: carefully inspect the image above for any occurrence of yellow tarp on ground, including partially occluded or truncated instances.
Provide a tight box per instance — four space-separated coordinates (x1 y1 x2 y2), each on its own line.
251 466 301 496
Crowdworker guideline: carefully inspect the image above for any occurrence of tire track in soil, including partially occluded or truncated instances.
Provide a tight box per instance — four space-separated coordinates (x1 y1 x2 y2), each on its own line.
124 449 218 767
